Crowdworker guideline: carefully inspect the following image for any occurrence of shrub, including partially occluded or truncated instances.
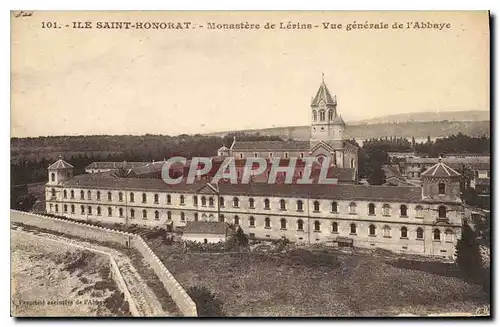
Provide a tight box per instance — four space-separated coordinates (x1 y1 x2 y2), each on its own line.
455 220 483 281
187 286 224 317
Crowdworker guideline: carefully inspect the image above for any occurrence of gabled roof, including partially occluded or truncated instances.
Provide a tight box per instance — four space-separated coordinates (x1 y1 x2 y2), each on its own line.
311 80 336 106
421 160 461 178
231 140 310 151
183 221 226 235
48 157 74 170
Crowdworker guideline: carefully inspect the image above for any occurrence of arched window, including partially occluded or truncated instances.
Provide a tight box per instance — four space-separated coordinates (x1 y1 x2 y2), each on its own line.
319 110 326 121
49 203 53 212
297 200 303 211
55 204 59 213
383 204 391 216
63 190 67 199
71 204 75 214
400 227 408 238
50 173 55 182
350 223 357 234
383 225 391 237
332 222 338 233
130 209 135 218
368 203 375 215
248 198 254 208
80 205 85 214
249 216 255 227
234 216 240 225
233 197 239 207
438 206 447 219
166 194 171 204
219 214 225 222
97 206 101 216
87 190 91 200
280 199 286 210
433 229 441 241
209 197 214 207
280 218 287 229
438 183 445 194
400 205 408 217
328 110 333 121
415 205 423 218
331 201 338 213
349 202 357 214
87 206 92 215
71 190 75 199
220 197 225 207
445 229 454 242
314 201 320 212
180 195 185 204
313 110 317 121
416 227 424 239
107 191 112 201
155 210 159 220
118 192 123 202
142 209 147 219
264 198 270 209
265 217 271 228
369 224 376 236
154 194 159 204
297 219 304 230
80 190 85 200
167 211 171 220
180 212 185 221
51 188 56 197
130 192 135 202
314 220 321 231
96 191 101 201
142 193 147 203
108 207 112 217
119 208 123 217
201 196 206 206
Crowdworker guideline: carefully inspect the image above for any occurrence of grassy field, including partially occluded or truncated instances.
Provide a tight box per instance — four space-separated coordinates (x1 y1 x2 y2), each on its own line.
148 239 489 317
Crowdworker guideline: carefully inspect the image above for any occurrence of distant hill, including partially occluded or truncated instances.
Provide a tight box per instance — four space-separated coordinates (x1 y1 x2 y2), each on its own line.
207 120 490 141
351 110 490 125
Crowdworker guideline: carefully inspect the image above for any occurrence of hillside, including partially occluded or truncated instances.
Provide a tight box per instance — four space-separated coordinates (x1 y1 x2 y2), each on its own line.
351 110 490 125
207 121 490 141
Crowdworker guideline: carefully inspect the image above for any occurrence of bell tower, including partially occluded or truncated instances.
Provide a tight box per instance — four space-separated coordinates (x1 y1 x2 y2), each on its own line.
47 156 74 185
310 74 345 148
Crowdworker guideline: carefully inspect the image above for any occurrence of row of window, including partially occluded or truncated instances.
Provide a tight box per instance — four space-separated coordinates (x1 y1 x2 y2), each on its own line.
312 109 334 122
51 189 448 219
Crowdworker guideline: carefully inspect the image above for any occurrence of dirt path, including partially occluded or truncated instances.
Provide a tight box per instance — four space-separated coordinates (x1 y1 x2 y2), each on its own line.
12 227 168 317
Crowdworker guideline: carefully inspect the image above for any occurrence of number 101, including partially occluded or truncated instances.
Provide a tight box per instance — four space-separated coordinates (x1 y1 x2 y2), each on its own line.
41 22 58 28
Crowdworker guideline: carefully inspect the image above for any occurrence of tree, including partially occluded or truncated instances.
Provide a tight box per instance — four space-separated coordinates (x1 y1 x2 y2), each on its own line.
455 220 483 281
187 286 224 317
234 226 249 247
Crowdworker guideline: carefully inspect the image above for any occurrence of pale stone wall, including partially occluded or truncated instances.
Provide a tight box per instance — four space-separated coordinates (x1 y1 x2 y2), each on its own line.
182 234 226 243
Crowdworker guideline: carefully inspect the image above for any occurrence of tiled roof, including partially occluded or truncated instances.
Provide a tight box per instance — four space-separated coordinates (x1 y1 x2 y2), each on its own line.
183 221 226 235
311 81 336 106
421 161 461 178
61 173 422 202
48 158 74 169
85 162 150 170
231 140 310 151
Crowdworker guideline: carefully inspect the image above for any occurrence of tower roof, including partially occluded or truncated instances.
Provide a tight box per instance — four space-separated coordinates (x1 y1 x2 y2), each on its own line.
48 156 74 170
421 158 461 178
332 115 345 126
311 77 336 106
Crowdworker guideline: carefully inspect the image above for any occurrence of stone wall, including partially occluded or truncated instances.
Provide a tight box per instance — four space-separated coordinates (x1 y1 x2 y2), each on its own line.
10 210 197 317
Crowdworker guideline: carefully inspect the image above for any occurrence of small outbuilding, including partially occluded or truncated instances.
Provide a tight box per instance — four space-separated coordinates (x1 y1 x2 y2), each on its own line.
182 221 227 244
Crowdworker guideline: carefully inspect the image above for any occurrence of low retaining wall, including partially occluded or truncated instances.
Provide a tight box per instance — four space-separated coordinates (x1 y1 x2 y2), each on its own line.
11 210 197 317
12 229 140 316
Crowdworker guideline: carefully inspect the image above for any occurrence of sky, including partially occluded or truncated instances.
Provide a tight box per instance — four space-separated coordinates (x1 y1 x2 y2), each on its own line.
11 11 490 138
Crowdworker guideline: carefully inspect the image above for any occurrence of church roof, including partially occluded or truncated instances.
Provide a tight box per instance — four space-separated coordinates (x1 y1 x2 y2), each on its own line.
231 140 310 151
311 80 336 106
421 159 461 178
332 115 345 126
48 157 74 170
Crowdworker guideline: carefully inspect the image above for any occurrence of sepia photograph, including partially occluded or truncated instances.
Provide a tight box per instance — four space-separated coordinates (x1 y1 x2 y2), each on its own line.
10 10 491 318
